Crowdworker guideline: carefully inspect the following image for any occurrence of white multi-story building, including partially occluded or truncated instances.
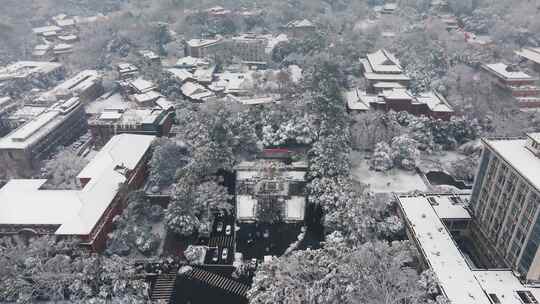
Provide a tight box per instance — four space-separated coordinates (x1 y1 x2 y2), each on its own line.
397 193 540 304
470 133 540 281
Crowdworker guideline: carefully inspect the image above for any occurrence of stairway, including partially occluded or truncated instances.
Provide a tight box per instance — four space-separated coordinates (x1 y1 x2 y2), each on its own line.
151 274 177 303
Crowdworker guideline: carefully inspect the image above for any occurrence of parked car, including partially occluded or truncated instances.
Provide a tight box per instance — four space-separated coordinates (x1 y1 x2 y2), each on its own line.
212 249 219 262
225 225 232 235
216 222 223 233
222 248 229 261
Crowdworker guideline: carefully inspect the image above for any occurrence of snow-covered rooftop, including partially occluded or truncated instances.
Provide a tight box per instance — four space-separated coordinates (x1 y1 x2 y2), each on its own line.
167 68 194 82
286 19 315 28
515 47 540 65
364 72 411 81
344 89 370 111
32 25 62 34
50 70 100 96
129 78 156 93
236 195 257 220
0 134 155 236
285 196 305 221
186 38 222 48
176 56 210 68
483 63 533 81
398 193 540 304
484 136 540 192
382 88 413 100
0 61 63 81
398 194 493 304
528 132 540 144
181 81 215 101
0 99 81 150
416 91 454 113
366 49 403 74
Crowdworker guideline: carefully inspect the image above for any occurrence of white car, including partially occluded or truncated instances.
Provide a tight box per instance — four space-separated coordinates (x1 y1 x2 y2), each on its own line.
212 249 219 262
221 248 229 261
216 222 223 233
225 225 232 236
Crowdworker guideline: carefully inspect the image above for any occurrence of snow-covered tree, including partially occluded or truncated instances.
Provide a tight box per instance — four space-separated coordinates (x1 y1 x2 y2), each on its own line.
165 181 232 237
308 134 351 179
184 245 207 265
248 232 436 304
41 149 89 190
390 135 420 171
0 236 146 303
149 138 190 188
370 142 393 171
106 192 162 256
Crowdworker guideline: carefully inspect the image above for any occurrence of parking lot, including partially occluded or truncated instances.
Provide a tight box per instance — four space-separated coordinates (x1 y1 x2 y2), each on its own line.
236 222 303 259
204 215 235 265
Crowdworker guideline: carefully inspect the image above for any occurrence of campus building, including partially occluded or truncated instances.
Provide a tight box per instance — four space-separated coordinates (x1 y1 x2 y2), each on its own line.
39 69 103 104
0 61 64 83
185 38 225 59
482 63 540 108
397 193 540 304
231 34 268 63
0 98 87 178
516 47 540 73
283 19 316 39
360 49 411 93
0 134 155 251
235 153 307 223
470 133 540 281
344 88 454 120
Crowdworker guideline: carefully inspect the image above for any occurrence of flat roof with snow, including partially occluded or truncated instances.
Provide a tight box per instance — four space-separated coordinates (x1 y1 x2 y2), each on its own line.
515 47 540 65
398 193 540 304
0 134 155 236
483 136 540 192
0 99 81 150
482 63 533 81
0 61 63 81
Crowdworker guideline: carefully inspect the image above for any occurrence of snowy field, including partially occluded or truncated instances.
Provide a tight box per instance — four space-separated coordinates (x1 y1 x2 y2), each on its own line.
351 152 428 193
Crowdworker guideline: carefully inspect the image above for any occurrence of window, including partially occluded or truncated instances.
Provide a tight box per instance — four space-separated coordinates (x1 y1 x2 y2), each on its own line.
489 293 501 304
516 291 538 304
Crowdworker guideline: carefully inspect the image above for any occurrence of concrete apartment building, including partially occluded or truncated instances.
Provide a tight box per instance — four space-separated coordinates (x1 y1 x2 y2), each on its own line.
0 97 87 178
39 70 103 104
470 133 540 281
482 63 540 108
0 134 155 252
397 193 540 304
231 34 268 63
88 108 173 147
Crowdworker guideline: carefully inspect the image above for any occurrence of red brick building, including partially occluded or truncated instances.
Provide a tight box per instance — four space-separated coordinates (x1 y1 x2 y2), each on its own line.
482 63 540 108
0 134 155 252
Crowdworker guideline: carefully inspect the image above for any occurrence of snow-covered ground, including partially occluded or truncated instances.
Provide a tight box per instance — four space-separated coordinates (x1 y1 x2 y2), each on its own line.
351 152 427 193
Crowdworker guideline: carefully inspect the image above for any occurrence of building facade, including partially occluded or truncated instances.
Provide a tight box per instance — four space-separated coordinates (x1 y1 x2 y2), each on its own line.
0 98 87 178
482 63 540 108
88 108 173 147
0 134 155 252
235 152 307 224
470 133 540 281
